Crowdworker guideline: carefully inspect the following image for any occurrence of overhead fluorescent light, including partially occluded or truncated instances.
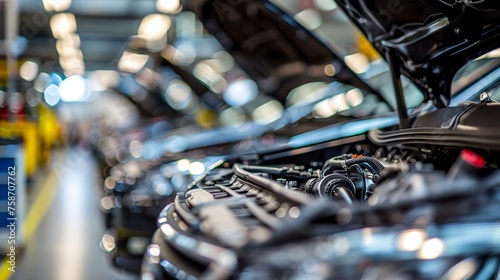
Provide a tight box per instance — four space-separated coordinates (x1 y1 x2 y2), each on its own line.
59 56 83 70
138 14 171 42
118 51 149 73
50 13 77 39
43 0 72 12
56 33 81 52
20 61 40 82
59 75 88 102
156 0 181 14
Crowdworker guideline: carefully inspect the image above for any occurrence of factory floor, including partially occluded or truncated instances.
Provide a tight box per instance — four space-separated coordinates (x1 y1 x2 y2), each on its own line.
6 146 137 280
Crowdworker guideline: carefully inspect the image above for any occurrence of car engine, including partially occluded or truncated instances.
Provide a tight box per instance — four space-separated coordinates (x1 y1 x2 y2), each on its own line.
144 129 500 279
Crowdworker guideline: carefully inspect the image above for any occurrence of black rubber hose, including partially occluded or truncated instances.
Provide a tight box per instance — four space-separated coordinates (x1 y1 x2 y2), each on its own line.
323 157 385 174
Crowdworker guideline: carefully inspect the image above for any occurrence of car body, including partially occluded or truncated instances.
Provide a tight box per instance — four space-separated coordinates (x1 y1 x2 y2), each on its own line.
140 0 500 279
98 2 422 272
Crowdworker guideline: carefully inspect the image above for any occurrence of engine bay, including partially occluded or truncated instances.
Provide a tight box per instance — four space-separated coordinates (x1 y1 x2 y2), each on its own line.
147 102 500 279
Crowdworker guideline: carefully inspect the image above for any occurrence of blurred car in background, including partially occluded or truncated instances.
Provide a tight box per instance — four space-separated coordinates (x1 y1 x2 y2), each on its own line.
137 0 500 279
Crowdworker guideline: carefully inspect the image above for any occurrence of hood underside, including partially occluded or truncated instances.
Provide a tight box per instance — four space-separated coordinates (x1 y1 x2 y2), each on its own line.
183 0 382 104
183 0 500 108
335 0 500 107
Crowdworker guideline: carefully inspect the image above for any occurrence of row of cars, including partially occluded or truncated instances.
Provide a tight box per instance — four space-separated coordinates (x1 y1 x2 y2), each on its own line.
93 0 500 279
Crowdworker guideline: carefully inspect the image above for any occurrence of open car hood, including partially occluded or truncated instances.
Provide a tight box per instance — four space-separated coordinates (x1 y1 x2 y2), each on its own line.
183 0 380 104
335 0 500 107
